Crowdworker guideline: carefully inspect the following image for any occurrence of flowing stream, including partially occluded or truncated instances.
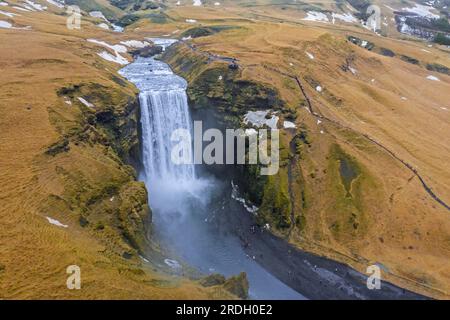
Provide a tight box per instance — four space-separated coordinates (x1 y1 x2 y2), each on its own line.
119 39 304 300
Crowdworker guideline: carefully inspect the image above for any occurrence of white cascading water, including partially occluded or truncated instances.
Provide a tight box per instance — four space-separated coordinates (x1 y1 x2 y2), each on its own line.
120 44 194 183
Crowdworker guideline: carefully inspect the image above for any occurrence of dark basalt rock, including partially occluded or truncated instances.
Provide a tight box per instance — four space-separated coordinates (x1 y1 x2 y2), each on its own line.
400 55 420 65
130 45 163 58
45 138 70 156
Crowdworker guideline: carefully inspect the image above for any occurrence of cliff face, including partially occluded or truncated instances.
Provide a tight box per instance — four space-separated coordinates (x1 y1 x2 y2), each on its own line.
161 34 450 299
162 43 295 234
50 81 151 256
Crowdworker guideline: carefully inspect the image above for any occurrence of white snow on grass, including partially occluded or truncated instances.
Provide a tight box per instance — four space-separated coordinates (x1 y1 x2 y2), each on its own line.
315 85 322 92
426 75 440 81
111 24 123 32
97 22 109 30
283 121 296 129
97 51 129 65
305 51 314 60
25 0 46 11
0 20 11 28
46 0 64 8
164 259 182 269
348 66 357 75
146 38 177 50
89 10 108 21
243 110 278 129
317 119 322 125
193 0 202 6
0 19 30 29
120 40 150 48
186 18 197 23
0 2 8 6
46 216 68 228
214 2 220 5
12 6 31 11
332 12 357 23
77 97 95 108
402 4 439 19
302 11 329 23
0 9 18 17
87 39 127 53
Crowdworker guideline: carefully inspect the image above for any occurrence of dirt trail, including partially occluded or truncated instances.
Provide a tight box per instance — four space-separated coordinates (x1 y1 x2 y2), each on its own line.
293 75 450 211
261 63 450 212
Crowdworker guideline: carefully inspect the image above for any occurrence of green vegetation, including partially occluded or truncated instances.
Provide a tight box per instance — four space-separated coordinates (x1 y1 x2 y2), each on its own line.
181 26 240 39
434 33 450 45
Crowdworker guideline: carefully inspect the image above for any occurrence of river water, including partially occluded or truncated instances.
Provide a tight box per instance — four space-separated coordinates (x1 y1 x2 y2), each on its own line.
119 39 304 300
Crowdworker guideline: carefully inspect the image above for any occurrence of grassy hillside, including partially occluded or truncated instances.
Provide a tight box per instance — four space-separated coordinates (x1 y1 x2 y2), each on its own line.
156 2 450 299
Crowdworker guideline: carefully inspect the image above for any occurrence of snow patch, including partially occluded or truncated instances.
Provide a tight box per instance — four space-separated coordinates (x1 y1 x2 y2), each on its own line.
12 6 31 12
243 110 278 129
97 23 109 30
402 4 439 19
426 75 440 81
332 12 357 23
87 38 127 53
0 9 18 17
186 18 197 23
46 0 64 8
315 85 322 92
0 19 30 29
193 0 202 6
283 121 296 129
0 2 8 6
77 97 95 108
97 50 129 65
305 51 314 60
164 259 181 269
302 11 329 23
46 216 68 228
120 40 150 48
24 0 46 11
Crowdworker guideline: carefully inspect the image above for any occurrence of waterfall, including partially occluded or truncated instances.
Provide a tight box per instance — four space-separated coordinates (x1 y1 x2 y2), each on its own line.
119 40 305 299
139 89 195 181
119 48 195 182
